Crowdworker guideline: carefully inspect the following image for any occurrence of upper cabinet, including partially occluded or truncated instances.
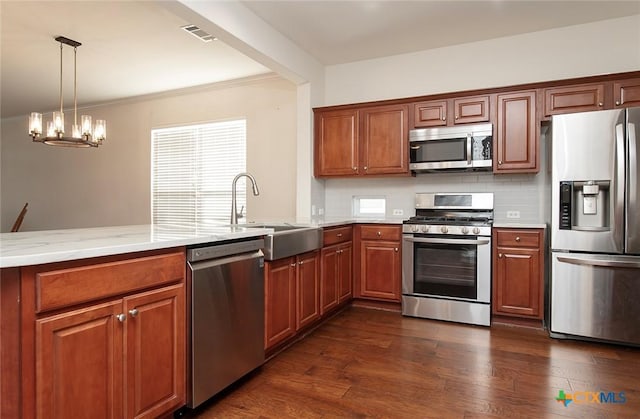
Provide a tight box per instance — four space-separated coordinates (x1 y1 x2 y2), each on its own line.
314 104 409 178
614 77 640 109
313 109 359 177
495 90 538 173
544 83 605 116
413 95 490 128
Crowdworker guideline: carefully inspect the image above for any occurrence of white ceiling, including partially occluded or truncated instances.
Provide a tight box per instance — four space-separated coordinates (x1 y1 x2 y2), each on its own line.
2 1 638 119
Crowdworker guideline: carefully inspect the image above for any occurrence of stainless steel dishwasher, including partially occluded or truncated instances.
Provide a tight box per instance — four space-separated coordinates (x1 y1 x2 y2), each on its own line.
186 238 265 408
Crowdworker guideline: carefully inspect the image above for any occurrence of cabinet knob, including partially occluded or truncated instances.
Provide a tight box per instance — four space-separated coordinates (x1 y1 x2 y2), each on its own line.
299 261 304 265
598 102 603 107
455 115 459 120
498 253 503 258
353 167 357 171
290 263 296 267
337 250 342 254
515 236 521 242
116 313 126 322
615 100 621 106
498 160 503 165
364 166 368 170
394 248 399 252
128 308 139 318
441 117 446 121
377 231 382 237
337 233 343 237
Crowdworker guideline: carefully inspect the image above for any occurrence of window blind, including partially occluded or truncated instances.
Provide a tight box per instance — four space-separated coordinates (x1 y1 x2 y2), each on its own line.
151 120 246 226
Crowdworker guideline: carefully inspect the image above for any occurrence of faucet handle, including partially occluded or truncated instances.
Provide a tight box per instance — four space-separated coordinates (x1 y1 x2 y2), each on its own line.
237 205 245 219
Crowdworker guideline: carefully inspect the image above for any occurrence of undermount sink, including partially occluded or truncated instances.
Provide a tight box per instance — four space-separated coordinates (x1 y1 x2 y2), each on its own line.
244 224 322 260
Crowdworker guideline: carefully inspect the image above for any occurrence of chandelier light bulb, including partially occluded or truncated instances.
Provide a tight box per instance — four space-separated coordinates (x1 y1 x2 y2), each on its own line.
53 111 64 134
94 120 106 142
29 112 42 136
81 115 92 136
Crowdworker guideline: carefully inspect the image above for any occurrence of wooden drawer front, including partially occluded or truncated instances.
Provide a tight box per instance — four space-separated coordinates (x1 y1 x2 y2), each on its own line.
544 84 604 116
495 230 540 248
36 251 185 313
359 225 401 241
414 100 447 127
453 96 490 124
614 78 640 108
323 226 353 246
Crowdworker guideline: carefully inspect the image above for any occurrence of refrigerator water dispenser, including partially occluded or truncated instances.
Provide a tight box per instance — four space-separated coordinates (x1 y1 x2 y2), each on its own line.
559 180 610 230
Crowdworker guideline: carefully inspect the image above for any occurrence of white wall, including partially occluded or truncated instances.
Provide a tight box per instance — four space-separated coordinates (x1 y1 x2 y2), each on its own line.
321 16 639 223
0 75 297 232
325 15 640 105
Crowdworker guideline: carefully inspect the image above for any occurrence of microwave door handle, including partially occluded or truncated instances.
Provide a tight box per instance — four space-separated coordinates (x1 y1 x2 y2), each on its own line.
466 133 472 166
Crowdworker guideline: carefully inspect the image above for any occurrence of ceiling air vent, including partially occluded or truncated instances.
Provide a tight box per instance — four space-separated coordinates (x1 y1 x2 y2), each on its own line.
181 24 216 42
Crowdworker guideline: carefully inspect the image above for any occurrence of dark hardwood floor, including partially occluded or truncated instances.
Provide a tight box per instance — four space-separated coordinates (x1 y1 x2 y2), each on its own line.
186 307 640 418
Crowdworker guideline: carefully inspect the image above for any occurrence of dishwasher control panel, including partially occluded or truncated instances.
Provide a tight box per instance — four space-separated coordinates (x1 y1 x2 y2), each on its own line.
187 238 264 262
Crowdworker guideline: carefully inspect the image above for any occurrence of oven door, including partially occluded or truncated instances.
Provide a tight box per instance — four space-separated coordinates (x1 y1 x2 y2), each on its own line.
402 234 491 303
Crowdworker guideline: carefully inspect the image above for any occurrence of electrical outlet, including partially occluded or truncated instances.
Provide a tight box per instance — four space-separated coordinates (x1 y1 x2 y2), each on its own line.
392 209 404 216
318 208 324 216
311 205 316 216
506 211 521 219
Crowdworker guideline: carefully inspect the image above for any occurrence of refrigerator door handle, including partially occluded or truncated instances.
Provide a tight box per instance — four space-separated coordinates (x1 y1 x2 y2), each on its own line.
627 121 638 253
557 254 640 269
615 122 626 251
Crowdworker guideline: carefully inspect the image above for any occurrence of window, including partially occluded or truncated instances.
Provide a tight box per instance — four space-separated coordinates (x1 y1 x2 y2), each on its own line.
353 196 386 218
151 120 246 226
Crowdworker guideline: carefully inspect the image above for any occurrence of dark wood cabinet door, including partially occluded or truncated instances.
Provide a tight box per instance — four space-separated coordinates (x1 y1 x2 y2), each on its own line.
453 95 490 124
361 104 409 175
264 258 296 349
314 109 359 176
296 251 320 330
493 247 541 318
337 243 353 303
614 77 640 108
413 100 447 127
35 300 123 419
320 246 340 315
495 90 538 173
544 83 605 116
123 284 185 419
359 241 401 301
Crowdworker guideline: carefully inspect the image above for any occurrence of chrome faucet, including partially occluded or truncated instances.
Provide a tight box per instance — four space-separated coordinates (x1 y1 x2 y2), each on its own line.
231 172 260 225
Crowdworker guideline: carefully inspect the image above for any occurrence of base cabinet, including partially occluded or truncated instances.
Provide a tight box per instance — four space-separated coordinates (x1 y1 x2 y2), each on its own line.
6 249 188 419
264 251 320 351
355 225 401 302
36 285 184 419
492 228 544 319
320 226 353 315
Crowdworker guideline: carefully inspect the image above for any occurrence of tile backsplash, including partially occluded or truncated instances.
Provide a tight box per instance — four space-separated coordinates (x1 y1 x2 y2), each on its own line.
324 171 548 224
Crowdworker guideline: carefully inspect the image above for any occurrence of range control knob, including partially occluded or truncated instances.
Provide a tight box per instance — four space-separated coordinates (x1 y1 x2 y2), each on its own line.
440 226 449 234
411 225 419 233
461 227 469 235
472 227 481 235
421 225 430 233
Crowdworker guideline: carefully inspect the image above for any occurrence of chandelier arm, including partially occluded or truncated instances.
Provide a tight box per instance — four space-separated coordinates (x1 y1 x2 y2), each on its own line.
73 46 78 127
59 41 63 115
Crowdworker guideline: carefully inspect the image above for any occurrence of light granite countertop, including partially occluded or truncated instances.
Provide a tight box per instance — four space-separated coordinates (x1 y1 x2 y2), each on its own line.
0 224 272 268
492 222 548 229
0 219 406 269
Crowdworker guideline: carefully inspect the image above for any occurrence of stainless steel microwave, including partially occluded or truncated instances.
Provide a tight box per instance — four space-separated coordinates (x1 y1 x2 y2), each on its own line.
409 123 493 172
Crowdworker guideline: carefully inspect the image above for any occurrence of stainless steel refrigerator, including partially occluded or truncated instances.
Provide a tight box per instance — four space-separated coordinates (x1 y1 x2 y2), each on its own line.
551 107 640 346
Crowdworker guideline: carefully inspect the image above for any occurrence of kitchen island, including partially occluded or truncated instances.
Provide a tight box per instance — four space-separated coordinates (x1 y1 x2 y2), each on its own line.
0 223 272 419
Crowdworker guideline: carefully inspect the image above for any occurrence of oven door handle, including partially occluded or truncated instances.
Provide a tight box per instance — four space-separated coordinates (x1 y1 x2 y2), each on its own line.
404 236 490 246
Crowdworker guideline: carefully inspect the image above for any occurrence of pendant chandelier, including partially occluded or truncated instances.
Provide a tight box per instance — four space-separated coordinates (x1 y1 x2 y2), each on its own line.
28 36 106 147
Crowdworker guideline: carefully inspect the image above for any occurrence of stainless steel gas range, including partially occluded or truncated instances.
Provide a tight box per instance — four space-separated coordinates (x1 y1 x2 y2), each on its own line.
402 192 494 326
